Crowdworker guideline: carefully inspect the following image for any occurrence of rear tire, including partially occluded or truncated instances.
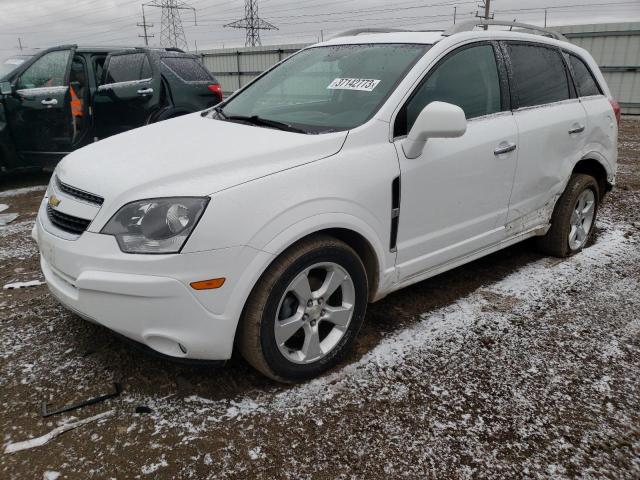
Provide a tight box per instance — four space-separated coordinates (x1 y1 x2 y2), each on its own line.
536 173 600 257
237 235 368 383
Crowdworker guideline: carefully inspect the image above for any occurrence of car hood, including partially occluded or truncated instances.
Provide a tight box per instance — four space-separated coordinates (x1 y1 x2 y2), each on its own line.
56 112 348 206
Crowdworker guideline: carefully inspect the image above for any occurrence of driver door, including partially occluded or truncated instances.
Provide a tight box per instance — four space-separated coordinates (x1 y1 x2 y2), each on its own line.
93 51 161 139
3 47 74 163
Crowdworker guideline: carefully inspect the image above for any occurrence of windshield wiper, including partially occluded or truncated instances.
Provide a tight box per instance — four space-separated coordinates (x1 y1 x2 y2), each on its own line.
213 105 227 119
225 114 307 134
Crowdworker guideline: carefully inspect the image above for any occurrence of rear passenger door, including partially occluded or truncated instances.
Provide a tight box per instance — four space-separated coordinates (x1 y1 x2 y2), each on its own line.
563 51 616 165
93 51 161 138
503 42 588 232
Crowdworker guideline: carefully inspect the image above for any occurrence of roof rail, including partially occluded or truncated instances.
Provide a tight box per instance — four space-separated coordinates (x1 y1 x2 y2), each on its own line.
443 20 568 42
332 28 413 39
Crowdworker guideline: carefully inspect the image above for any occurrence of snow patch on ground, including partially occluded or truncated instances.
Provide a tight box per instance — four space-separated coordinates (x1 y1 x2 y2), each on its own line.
0 213 19 226
0 185 46 198
141 456 168 474
124 225 639 442
0 220 37 261
3 279 46 290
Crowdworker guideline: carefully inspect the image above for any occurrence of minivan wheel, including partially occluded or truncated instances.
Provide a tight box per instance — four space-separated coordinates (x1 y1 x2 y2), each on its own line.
537 173 600 257
237 236 368 382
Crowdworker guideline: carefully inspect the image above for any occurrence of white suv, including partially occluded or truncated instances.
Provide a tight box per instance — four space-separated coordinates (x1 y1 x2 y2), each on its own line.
34 21 619 382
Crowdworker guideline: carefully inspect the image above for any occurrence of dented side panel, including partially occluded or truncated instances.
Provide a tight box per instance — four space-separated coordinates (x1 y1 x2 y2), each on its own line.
507 99 589 229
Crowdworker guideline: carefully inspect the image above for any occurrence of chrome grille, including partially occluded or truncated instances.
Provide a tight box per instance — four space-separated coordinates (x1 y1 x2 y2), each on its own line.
46 205 91 235
56 177 104 205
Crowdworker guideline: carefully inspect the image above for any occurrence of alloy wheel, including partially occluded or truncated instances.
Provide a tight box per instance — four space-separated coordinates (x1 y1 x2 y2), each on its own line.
568 189 596 250
274 262 355 364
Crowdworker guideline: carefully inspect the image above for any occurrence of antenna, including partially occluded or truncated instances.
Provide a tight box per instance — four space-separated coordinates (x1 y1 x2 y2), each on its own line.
144 0 197 51
225 0 278 47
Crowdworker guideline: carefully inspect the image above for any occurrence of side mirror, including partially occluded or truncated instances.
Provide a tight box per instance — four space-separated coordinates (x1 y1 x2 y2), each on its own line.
0 81 13 96
402 101 467 159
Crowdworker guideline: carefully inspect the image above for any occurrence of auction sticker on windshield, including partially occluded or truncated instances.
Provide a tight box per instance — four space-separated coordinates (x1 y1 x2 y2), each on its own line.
327 78 381 91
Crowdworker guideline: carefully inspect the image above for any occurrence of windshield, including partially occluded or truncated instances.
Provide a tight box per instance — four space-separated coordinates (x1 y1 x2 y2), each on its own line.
0 56 29 79
218 44 428 133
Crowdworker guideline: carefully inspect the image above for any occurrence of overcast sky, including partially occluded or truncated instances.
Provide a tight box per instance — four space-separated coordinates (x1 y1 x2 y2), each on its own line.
1 0 639 56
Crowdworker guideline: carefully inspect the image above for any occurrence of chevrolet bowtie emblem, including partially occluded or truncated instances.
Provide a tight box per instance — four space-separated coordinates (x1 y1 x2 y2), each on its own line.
49 194 61 208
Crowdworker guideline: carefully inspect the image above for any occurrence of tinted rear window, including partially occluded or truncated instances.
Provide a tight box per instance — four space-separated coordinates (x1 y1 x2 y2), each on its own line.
161 57 212 81
507 43 570 108
568 54 601 97
104 53 151 84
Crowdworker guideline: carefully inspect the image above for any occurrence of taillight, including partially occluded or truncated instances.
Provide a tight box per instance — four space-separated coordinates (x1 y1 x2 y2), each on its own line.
207 84 223 102
609 99 621 127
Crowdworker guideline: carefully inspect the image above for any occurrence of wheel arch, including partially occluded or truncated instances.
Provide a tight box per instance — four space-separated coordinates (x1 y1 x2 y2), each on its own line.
285 227 380 302
260 218 385 302
572 156 611 198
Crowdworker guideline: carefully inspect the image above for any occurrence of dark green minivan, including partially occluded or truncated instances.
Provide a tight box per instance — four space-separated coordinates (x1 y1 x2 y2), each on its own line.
0 45 222 173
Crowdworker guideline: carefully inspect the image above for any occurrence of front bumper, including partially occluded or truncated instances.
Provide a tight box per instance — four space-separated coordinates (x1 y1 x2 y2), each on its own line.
34 199 273 361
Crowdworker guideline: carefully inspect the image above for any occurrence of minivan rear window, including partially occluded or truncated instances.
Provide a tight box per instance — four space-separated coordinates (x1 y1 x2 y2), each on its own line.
161 57 212 82
507 44 570 108
567 54 601 97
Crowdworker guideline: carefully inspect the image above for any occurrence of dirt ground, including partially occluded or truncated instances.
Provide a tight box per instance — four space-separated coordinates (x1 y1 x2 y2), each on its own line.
0 120 639 479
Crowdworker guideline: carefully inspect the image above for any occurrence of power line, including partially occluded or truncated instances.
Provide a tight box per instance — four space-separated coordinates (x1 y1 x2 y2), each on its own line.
225 0 278 46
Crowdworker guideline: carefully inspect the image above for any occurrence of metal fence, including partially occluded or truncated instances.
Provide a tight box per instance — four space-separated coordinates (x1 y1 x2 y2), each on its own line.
199 43 309 94
200 22 640 115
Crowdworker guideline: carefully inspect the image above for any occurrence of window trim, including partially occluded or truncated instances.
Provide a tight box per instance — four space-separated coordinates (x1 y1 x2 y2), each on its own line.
16 48 74 92
393 41 509 138
499 40 575 111
103 51 154 86
562 50 604 98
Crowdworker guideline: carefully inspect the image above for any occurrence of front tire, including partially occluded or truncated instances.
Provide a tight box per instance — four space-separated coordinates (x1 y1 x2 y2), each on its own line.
537 173 600 257
237 236 368 382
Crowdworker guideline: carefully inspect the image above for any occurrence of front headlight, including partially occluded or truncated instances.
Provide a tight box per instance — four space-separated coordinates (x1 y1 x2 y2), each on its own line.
101 197 209 254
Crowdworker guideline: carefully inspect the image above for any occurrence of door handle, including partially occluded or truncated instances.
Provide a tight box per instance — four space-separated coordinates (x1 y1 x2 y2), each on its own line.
494 142 517 155
568 124 585 134
41 98 58 106
137 88 154 96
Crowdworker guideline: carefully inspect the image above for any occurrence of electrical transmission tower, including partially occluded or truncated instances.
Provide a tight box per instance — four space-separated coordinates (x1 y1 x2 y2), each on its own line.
143 0 197 51
225 0 278 47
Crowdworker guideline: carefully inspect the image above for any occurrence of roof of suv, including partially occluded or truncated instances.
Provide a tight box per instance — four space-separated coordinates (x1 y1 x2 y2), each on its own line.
321 21 569 47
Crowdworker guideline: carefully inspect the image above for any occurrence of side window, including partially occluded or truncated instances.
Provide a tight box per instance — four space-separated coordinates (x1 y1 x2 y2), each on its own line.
161 57 213 82
398 44 502 136
17 50 71 90
567 54 601 97
507 44 570 108
104 53 152 84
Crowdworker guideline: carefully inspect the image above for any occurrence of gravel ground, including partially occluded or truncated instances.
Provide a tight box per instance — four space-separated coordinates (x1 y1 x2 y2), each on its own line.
0 120 639 479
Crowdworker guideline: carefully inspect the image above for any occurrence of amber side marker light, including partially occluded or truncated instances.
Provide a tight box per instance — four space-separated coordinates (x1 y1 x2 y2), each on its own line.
190 278 226 290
